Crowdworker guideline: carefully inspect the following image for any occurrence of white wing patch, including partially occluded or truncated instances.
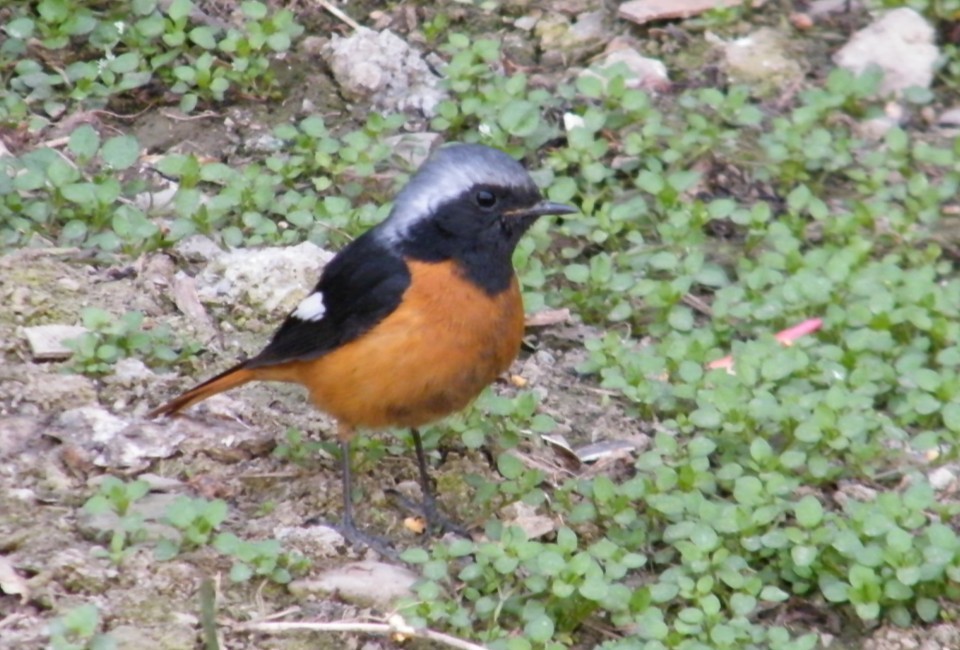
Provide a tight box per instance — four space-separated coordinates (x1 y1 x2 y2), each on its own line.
293 291 326 321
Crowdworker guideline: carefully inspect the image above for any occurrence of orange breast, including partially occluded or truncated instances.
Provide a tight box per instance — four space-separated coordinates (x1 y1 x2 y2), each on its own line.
278 259 525 429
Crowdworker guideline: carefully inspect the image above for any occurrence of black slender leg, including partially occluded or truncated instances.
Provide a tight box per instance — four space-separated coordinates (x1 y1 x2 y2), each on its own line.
391 429 470 538
412 429 438 519
340 438 357 530
334 437 397 558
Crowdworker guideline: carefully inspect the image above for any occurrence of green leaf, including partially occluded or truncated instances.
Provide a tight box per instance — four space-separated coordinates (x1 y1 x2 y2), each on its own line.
101 135 140 170
166 0 194 21
668 306 693 331
537 550 566 576
498 99 540 137
791 545 817 567
109 52 141 74
230 563 253 582
267 32 291 51
943 403 960 433
729 592 756 616
592 476 615 504
523 614 554 644
189 26 217 49
733 476 764 505
5 17 35 39
61 182 98 205
497 453 524 480
820 577 848 603
400 547 429 563
916 598 939 622
242 0 268 18
650 581 678 603
760 586 789 602
794 495 823 528
506 637 532 650
750 438 773 463
576 73 604 98
579 575 608 601
68 124 101 159
690 406 721 429
563 264 589 283
154 539 180 560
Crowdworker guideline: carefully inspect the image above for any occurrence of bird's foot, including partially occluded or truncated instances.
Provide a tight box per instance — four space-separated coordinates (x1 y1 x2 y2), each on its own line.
303 514 398 559
385 489 471 539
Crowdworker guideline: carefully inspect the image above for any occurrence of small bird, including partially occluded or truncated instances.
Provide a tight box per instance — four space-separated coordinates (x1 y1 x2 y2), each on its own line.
149 143 575 549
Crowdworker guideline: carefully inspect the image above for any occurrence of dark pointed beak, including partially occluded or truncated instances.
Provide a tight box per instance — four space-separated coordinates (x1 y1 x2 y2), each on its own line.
511 200 578 219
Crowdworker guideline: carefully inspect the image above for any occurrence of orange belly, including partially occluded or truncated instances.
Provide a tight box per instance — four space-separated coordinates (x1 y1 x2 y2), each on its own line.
269 260 525 429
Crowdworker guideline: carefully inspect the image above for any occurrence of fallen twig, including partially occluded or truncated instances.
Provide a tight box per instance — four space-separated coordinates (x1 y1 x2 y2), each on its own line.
236 617 490 650
315 0 362 31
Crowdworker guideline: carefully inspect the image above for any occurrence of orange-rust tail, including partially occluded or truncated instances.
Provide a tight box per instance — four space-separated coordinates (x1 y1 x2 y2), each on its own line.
148 363 256 418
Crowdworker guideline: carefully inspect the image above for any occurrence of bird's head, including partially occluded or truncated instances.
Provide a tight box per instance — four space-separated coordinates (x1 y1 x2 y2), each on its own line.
379 144 576 263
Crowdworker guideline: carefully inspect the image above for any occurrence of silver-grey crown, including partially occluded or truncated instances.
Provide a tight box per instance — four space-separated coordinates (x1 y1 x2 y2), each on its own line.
379 143 539 243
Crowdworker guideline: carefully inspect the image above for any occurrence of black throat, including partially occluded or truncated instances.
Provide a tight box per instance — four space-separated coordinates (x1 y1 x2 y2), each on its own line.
396 213 528 296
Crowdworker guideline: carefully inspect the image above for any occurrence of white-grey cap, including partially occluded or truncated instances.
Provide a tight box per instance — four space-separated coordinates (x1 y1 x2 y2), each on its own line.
379 143 541 243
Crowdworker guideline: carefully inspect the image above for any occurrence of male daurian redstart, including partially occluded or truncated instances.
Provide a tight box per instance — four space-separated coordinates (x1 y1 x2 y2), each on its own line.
149 143 576 549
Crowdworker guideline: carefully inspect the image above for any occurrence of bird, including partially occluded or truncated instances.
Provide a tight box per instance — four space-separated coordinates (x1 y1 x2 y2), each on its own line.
148 143 576 550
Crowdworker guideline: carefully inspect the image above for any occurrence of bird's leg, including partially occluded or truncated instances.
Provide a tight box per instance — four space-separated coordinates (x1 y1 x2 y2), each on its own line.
333 427 396 558
339 437 359 531
389 428 471 538
411 428 438 519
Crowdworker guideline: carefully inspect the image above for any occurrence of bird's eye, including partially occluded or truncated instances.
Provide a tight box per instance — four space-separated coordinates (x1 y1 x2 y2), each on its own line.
475 190 497 209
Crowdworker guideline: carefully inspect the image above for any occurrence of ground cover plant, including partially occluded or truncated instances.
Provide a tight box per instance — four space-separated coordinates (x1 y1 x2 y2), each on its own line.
2 1 960 649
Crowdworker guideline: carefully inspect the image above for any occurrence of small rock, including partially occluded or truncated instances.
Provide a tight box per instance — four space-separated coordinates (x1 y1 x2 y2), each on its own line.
619 0 762 26
57 277 81 292
928 466 956 491
809 0 861 16
289 561 418 608
0 365 98 413
578 48 669 93
536 11 607 61
937 106 960 133
0 417 43 460
132 174 179 213
384 132 443 169
322 28 446 117
53 407 186 468
0 555 29 603
833 8 938 97
244 132 285 153
195 242 334 317
563 112 586 132
789 13 813 31
299 34 327 57
568 11 606 47
22 324 88 361
170 271 214 332
274 524 345 557
534 350 557 366
856 101 906 139
111 358 155 383
514 14 540 31
172 235 223 263
135 473 184 491
500 502 556 539
57 406 127 442
720 28 804 93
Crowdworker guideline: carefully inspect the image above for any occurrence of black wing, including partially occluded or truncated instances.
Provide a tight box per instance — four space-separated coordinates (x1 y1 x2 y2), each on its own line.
245 230 411 367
